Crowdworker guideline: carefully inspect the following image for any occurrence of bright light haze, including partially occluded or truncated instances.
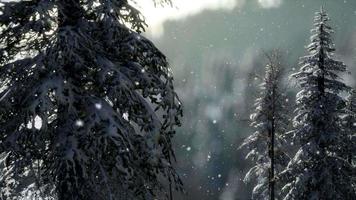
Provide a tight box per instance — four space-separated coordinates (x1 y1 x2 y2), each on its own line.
134 0 283 37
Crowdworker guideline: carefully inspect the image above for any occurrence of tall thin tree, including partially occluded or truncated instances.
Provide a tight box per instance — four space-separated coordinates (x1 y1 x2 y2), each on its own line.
281 7 356 200
0 0 182 199
241 51 289 200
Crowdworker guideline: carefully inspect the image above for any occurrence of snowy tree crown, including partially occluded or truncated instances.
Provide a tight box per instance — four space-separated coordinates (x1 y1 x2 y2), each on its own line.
0 0 182 199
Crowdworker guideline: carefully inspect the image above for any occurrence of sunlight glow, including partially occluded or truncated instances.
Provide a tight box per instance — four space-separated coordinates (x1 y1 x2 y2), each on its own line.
133 0 244 37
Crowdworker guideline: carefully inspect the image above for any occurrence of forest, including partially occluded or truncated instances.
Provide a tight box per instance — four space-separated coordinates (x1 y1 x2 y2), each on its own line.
0 0 354 200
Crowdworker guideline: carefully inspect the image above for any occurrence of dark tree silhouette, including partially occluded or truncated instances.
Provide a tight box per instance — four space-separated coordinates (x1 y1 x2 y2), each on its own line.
343 89 356 165
0 0 182 199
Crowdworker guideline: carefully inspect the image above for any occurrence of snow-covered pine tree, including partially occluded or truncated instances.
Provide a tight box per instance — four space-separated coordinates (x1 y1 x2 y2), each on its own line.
343 89 356 165
0 0 182 199
240 51 289 200
280 7 356 200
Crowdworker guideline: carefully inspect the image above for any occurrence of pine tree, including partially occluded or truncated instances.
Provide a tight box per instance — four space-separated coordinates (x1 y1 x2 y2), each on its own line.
343 89 356 165
0 0 182 199
280 7 356 200
241 51 290 200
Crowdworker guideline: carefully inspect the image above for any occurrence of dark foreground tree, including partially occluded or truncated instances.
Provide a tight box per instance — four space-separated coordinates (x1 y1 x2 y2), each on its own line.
240 51 290 200
0 0 182 199
281 7 356 200
343 89 356 165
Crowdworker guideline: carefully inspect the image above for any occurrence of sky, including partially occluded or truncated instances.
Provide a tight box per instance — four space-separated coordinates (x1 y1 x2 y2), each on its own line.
134 0 284 37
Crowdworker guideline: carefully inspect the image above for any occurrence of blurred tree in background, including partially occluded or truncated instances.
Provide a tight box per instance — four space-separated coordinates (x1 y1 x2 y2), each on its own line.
241 51 290 200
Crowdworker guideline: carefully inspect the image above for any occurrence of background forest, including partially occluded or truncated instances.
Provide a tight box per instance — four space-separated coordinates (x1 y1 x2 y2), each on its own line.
145 0 356 199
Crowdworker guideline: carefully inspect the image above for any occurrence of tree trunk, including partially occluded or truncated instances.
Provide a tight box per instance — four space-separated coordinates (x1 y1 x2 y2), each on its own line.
269 94 275 200
57 1 82 199
318 24 325 96
58 0 83 27
347 113 353 165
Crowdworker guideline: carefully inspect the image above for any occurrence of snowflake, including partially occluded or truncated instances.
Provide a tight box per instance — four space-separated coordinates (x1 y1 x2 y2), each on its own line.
95 103 102 110
75 119 84 127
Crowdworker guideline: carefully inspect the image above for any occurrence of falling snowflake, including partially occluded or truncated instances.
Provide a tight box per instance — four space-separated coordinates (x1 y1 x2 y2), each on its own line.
75 119 84 127
95 103 102 110
207 152 211 161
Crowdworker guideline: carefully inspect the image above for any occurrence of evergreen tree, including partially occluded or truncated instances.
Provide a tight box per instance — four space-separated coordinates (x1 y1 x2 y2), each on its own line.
343 89 356 165
281 7 356 200
0 0 182 199
241 51 289 200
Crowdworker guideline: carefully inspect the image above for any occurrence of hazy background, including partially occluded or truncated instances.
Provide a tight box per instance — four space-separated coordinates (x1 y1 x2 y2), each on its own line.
139 0 356 199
